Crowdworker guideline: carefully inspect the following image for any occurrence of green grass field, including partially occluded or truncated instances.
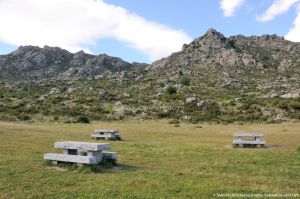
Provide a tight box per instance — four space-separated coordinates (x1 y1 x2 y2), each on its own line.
0 120 299 198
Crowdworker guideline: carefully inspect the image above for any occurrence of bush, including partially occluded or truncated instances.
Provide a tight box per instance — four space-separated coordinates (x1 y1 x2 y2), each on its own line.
156 111 172 119
189 116 202 124
277 101 289 110
165 85 177 95
180 76 190 86
288 101 300 110
76 116 90 123
18 115 31 121
169 119 180 124
174 124 180 127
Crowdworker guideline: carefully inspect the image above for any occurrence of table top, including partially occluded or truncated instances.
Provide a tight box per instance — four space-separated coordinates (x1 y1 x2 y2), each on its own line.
234 132 264 137
94 129 119 133
54 141 112 151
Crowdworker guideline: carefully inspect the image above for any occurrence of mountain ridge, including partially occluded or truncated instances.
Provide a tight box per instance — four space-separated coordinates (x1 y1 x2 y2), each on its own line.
149 28 299 71
0 45 147 81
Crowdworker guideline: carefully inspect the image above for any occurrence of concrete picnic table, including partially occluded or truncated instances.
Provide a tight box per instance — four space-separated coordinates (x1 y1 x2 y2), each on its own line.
91 129 122 140
44 141 117 165
233 133 266 148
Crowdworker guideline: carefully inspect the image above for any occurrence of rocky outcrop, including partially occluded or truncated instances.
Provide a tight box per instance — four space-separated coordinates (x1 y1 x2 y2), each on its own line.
0 46 147 81
148 28 300 70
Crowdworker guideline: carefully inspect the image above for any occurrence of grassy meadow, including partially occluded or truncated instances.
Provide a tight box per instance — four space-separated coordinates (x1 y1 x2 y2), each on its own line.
0 120 299 198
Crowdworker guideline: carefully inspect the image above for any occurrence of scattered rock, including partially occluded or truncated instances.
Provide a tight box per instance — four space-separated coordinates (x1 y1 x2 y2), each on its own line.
49 88 61 95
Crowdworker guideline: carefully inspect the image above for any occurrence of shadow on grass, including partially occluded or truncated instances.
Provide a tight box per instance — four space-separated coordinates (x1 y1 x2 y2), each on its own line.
44 160 138 174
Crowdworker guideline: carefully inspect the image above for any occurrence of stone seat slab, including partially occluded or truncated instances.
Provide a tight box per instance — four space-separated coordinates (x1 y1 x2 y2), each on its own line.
233 140 266 145
54 141 111 151
44 153 101 165
91 134 114 138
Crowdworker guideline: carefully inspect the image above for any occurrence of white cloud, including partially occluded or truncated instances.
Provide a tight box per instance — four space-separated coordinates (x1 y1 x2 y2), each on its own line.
220 0 245 17
257 0 300 22
286 4 300 41
256 0 300 42
0 0 191 61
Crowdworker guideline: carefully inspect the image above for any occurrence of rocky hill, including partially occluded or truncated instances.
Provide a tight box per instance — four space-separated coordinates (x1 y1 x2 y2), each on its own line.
0 45 147 81
147 28 300 99
0 29 299 123
150 28 300 71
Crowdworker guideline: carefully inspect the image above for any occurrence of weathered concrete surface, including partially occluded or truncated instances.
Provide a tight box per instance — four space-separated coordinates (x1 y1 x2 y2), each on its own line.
233 140 266 145
233 132 266 147
44 153 101 165
54 141 111 151
45 141 117 165
234 133 264 137
102 152 117 160
92 129 122 140
95 129 119 133
91 134 121 140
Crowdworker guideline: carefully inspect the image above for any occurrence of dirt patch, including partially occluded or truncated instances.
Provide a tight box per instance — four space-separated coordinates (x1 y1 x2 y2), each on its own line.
47 166 68 172
224 144 233 149
265 144 283 149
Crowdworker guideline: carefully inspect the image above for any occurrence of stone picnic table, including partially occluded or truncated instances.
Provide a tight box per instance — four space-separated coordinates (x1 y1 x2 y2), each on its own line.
91 129 122 140
233 133 266 148
44 141 117 165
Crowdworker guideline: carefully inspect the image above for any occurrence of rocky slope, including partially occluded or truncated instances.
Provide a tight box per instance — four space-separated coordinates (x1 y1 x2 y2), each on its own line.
150 28 300 71
147 28 300 99
0 45 147 81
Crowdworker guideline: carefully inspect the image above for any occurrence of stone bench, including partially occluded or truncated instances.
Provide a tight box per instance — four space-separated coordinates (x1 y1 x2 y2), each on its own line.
91 129 122 140
44 141 117 165
233 133 266 148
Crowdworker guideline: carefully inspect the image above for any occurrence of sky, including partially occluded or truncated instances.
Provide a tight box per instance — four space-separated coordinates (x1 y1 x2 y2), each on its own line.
0 0 299 63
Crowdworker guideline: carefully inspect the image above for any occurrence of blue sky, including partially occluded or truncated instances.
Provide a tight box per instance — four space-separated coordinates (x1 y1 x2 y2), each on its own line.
0 0 299 63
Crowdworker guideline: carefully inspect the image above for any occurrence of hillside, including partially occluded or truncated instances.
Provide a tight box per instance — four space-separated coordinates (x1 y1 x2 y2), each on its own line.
0 45 147 81
0 29 299 123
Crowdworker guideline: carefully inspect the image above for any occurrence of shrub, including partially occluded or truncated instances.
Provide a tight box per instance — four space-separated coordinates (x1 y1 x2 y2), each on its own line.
174 124 180 127
156 111 172 119
277 101 289 110
165 85 177 95
169 119 180 124
261 55 269 60
76 116 90 123
18 115 31 121
180 76 190 86
228 40 236 48
288 101 300 110
189 116 202 124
